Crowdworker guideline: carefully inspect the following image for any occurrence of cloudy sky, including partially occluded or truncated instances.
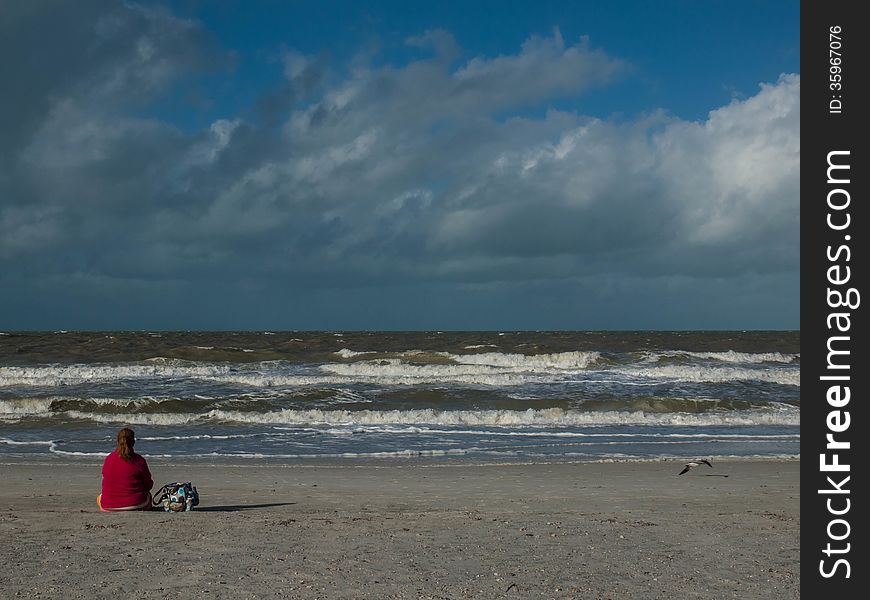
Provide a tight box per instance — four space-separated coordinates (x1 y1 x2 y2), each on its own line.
1 1 799 331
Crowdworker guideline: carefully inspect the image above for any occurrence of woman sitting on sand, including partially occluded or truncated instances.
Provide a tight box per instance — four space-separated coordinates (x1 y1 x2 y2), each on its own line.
97 427 153 512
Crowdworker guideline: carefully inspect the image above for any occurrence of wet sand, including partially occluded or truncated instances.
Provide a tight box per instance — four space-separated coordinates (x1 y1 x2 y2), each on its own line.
0 459 799 599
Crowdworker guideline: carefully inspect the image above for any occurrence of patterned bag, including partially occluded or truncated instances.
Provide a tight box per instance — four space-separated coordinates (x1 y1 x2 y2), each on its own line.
153 481 200 512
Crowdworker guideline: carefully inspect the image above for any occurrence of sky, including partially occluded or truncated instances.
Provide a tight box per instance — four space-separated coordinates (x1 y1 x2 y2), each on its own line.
0 1 800 331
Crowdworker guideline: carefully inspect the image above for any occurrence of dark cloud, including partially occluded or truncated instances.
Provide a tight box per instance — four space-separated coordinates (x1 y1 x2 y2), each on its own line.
0 3 799 329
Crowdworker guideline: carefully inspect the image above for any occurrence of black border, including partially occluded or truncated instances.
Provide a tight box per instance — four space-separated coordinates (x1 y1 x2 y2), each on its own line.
802 1 867 594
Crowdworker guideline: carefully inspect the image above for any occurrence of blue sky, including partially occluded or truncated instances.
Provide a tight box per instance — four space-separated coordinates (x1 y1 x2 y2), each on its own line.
161 0 799 125
0 1 800 330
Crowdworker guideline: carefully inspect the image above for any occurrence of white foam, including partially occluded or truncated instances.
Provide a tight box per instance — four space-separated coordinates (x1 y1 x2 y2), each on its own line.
289 426 801 440
448 351 601 370
613 364 799 386
0 364 541 387
132 448 475 460
651 350 799 364
138 433 265 441
47 446 108 457
317 350 601 383
58 410 202 425
0 362 323 388
319 359 532 384
0 363 237 386
0 437 52 446
0 362 350 388
464 344 498 349
0 347 799 389
334 348 376 358
50 406 799 427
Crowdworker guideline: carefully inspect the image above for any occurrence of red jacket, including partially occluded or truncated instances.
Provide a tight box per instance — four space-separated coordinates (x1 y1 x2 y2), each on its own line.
100 450 153 509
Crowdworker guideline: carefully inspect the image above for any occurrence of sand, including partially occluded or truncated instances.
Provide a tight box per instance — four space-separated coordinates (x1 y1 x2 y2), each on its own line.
0 459 799 599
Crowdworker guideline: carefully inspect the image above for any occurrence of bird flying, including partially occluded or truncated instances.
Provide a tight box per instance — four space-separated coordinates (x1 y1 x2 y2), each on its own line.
678 459 713 475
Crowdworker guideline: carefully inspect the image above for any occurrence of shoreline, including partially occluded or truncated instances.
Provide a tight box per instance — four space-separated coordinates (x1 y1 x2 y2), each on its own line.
0 452 801 468
0 453 801 472
0 459 798 598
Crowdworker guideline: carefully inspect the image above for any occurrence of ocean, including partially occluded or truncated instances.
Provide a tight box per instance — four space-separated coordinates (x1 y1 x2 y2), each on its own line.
0 331 799 462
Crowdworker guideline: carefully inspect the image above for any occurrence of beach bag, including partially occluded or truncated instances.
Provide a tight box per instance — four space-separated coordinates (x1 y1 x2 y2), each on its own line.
153 481 200 512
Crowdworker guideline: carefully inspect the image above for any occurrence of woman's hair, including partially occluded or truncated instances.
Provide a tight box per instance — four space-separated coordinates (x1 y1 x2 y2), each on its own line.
116 427 136 461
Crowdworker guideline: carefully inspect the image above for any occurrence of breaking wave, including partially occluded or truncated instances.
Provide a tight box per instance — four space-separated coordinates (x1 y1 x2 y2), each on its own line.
17 406 799 427
648 350 799 364
611 364 799 386
0 348 798 388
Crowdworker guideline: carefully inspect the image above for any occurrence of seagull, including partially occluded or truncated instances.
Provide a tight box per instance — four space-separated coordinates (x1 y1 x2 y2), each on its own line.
678 459 713 475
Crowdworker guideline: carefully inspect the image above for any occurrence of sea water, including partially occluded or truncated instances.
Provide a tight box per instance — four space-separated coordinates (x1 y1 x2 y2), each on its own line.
0 331 799 462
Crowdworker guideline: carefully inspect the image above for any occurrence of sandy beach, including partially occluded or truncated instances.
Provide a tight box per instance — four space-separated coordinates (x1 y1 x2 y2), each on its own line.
0 459 798 599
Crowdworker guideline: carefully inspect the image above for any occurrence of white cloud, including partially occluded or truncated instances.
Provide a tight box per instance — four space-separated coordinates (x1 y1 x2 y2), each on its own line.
657 73 800 245
184 119 241 167
453 30 625 108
